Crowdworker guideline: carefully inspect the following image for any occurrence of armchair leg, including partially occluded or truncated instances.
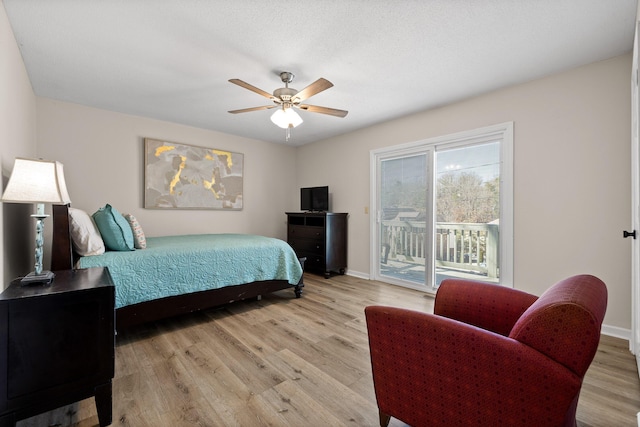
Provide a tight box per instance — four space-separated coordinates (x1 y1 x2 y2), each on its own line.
379 410 391 427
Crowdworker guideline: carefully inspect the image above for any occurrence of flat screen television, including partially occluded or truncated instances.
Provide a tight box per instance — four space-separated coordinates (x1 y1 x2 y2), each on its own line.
300 186 329 212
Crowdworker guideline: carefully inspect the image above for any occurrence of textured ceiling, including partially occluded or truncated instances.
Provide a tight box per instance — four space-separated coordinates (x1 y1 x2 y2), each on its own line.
3 0 638 146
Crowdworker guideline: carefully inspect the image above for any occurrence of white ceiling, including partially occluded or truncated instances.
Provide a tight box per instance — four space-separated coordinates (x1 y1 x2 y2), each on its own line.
3 0 638 146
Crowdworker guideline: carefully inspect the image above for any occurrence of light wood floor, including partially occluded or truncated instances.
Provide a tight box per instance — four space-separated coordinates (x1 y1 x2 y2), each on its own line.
18 273 640 426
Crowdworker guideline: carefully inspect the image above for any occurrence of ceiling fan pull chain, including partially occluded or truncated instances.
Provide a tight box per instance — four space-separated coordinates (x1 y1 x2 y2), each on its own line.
286 127 291 142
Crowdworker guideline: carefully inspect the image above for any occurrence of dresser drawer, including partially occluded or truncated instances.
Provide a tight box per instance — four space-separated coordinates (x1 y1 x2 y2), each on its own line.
301 254 326 271
289 238 324 255
288 225 324 240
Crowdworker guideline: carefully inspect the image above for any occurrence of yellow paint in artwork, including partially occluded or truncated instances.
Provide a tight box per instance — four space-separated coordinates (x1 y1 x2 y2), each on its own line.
210 149 233 169
155 145 175 156
202 172 220 199
169 155 186 194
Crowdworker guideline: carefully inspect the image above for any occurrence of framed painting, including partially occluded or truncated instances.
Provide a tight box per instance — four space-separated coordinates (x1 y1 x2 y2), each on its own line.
144 138 244 209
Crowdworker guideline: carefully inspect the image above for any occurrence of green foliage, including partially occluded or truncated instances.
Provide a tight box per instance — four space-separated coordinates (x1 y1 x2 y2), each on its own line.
381 179 426 212
436 172 499 223
381 171 499 224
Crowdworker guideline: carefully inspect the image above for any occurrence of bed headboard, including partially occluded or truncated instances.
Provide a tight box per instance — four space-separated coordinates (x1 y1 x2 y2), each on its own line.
51 204 74 271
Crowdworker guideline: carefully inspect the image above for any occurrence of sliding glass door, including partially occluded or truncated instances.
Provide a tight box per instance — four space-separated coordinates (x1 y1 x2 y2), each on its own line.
371 123 513 292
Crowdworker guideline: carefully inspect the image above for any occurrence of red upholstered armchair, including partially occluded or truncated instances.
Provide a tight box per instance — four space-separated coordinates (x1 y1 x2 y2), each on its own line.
365 274 607 427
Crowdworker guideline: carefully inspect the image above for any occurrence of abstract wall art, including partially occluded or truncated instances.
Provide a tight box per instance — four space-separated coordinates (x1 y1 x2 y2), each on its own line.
144 138 244 209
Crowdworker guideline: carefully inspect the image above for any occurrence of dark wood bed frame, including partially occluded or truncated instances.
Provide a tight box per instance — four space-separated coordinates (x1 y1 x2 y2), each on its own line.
50 204 304 329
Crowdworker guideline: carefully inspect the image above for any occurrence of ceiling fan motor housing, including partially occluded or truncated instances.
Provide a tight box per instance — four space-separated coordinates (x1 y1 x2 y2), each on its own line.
273 87 298 103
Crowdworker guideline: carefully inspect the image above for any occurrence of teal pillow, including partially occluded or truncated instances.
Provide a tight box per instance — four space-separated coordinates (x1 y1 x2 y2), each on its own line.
92 204 135 251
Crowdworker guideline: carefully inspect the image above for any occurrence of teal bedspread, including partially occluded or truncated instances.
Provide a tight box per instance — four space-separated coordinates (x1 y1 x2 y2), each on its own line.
78 234 303 308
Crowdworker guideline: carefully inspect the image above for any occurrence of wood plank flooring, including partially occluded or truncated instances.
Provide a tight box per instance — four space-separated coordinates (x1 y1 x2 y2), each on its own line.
17 273 640 426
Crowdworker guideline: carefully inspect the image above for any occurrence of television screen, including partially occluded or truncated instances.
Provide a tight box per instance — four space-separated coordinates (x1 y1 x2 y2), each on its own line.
300 188 312 211
300 186 329 211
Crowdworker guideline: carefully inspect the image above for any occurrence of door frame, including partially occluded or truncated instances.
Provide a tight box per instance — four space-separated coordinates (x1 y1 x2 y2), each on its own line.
630 20 640 369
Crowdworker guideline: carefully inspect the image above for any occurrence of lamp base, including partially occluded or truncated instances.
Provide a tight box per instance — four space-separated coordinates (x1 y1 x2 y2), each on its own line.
21 270 55 285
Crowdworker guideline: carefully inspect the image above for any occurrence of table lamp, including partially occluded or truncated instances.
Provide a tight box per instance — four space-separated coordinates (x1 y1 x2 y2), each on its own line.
1 158 71 284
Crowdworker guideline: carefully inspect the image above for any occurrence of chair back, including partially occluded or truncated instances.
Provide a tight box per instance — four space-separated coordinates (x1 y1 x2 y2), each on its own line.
509 274 607 377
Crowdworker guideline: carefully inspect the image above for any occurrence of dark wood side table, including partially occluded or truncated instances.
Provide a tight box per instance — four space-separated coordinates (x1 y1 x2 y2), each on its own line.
0 268 115 427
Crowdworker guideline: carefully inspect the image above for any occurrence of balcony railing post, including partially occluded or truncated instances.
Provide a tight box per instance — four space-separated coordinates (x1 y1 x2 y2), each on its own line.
486 224 499 278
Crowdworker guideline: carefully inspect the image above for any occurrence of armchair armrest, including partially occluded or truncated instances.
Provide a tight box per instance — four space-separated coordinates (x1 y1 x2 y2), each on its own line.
365 305 581 427
434 279 538 336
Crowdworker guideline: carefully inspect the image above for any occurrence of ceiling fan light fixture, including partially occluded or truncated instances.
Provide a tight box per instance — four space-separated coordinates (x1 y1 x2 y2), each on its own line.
271 107 303 129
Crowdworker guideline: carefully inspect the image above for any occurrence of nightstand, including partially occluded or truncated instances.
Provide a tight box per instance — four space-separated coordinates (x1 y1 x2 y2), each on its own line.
0 268 115 427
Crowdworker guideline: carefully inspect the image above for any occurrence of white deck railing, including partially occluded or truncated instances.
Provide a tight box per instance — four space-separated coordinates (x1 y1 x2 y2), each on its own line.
381 220 499 278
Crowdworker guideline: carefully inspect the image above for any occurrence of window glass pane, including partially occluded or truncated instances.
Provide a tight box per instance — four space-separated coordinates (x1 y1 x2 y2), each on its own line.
379 154 428 286
434 141 500 285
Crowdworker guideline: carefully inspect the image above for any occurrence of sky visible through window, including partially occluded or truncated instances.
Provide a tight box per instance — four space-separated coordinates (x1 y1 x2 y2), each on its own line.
381 154 426 185
381 141 500 188
437 141 500 182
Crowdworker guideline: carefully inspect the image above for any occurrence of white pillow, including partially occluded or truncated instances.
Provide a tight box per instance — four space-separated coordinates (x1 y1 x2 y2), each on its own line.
69 207 106 256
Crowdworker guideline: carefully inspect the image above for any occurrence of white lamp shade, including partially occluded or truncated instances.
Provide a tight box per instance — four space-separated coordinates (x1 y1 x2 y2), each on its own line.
271 107 303 129
1 158 71 204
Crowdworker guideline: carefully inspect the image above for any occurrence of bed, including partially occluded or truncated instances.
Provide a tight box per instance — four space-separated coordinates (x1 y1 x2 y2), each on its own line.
50 204 304 329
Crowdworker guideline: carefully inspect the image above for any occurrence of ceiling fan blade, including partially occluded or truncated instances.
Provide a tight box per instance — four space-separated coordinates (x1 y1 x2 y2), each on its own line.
292 78 333 103
298 104 348 118
229 79 275 99
228 105 276 114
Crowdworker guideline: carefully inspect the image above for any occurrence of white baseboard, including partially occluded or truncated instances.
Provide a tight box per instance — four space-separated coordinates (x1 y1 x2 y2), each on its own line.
344 270 369 280
601 324 631 341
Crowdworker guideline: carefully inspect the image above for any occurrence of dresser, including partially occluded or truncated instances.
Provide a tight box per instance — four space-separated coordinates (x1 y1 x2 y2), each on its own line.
286 212 348 278
0 268 115 427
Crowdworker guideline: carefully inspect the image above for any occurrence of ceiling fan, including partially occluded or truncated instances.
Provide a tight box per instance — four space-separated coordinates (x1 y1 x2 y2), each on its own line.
228 71 348 131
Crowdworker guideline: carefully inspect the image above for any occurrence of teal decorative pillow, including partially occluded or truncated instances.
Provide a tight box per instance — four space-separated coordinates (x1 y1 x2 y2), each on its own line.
123 213 147 249
92 204 135 251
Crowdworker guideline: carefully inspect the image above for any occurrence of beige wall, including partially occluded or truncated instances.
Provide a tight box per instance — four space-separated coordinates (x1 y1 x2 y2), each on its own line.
36 100 299 241
0 0 37 285
298 54 633 333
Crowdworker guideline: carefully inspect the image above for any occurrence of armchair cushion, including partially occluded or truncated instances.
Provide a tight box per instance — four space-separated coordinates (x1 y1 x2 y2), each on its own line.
434 279 538 336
